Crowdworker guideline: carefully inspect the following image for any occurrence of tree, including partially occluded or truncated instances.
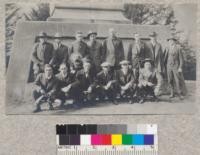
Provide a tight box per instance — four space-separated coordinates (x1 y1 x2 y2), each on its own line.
5 3 50 68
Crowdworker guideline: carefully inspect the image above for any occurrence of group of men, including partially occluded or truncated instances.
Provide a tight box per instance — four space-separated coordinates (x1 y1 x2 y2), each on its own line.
31 28 187 113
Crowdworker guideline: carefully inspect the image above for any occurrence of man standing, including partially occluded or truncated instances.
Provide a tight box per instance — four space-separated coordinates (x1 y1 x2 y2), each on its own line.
146 32 163 96
116 60 137 104
51 33 69 74
33 64 58 113
102 28 125 70
164 37 187 99
96 62 118 105
31 32 54 78
87 30 103 73
127 33 146 81
69 31 89 58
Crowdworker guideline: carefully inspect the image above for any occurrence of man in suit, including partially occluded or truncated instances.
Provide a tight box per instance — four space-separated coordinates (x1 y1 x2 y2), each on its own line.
96 62 118 105
69 31 89 58
50 33 69 74
87 30 103 73
164 37 186 99
31 32 54 78
146 32 163 96
138 59 158 103
72 59 96 105
127 33 147 81
116 60 137 104
102 28 125 70
33 64 58 113
56 63 74 107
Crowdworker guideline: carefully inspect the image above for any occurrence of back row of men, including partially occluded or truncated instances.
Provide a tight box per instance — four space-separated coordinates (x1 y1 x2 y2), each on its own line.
31 28 187 112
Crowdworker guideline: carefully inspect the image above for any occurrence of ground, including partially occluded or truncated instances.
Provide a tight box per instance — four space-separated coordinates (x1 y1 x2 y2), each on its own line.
6 81 196 115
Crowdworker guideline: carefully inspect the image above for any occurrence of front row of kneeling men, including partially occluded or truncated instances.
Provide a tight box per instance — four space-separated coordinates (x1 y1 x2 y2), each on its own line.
33 58 158 112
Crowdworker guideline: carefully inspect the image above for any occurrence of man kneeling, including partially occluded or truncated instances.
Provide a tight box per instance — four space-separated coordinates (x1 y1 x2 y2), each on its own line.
33 64 58 113
56 63 74 107
96 62 118 105
138 59 158 103
116 60 137 104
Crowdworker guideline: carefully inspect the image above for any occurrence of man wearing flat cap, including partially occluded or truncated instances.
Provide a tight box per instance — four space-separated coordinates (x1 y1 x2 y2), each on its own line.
146 32 164 96
50 32 69 74
31 31 54 78
69 31 89 59
115 60 137 104
163 37 187 100
138 58 158 103
127 33 147 82
102 28 125 70
95 62 118 105
87 30 103 73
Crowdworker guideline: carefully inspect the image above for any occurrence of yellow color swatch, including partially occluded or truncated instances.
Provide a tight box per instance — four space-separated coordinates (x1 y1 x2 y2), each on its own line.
111 134 122 145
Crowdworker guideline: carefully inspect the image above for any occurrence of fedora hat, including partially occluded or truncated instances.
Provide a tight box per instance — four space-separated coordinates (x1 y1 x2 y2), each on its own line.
119 60 130 66
167 37 177 41
37 31 47 38
54 32 62 38
101 62 111 67
87 30 97 38
149 32 157 37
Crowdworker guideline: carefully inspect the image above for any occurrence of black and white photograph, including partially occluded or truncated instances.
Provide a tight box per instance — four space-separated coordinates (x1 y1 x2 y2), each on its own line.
5 2 197 114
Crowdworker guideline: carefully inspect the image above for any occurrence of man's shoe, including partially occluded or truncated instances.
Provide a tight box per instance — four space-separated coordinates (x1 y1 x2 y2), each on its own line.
112 100 118 105
139 99 144 104
49 105 54 110
169 94 175 98
179 95 184 100
33 107 41 113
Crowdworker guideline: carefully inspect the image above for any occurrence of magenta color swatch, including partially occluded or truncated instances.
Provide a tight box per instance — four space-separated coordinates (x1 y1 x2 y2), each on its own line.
91 134 102 145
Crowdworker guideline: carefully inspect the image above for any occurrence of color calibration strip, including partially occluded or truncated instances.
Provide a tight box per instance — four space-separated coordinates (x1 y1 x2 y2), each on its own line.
56 124 158 155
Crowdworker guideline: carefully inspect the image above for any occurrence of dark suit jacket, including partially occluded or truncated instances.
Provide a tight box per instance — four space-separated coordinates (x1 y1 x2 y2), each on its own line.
72 69 96 90
35 73 58 94
102 37 125 67
127 41 146 68
96 70 116 86
56 72 73 89
146 42 163 72
115 69 136 86
32 42 54 65
87 40 103 71
51 43 69 67
164 45 184 71
69 40 89 58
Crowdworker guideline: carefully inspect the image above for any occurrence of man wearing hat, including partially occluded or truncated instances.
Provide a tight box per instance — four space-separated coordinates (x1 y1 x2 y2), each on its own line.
115 60 137 104
50 32 69 74
95 62 118 105
69 31 89 59
163 37 186 99
138 58 158 103
146 32 164 96
33 64 58 112
31 31 54 78
102 28 125 70
71 58 97 105
127 33 147 82
87 30 103 73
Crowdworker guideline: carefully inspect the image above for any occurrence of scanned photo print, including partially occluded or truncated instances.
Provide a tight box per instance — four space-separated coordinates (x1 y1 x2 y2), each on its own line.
5 2 197 114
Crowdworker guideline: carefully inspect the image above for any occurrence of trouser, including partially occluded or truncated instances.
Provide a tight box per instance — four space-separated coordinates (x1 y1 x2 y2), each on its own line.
33 90 55 108
33 64 44 79
154 72 163 96
96 85 117 101
138 85 156 99
167 69 182 95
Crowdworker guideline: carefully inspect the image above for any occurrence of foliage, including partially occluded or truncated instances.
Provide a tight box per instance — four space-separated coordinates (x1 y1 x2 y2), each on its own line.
5 3 50 67
123 3 196 80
